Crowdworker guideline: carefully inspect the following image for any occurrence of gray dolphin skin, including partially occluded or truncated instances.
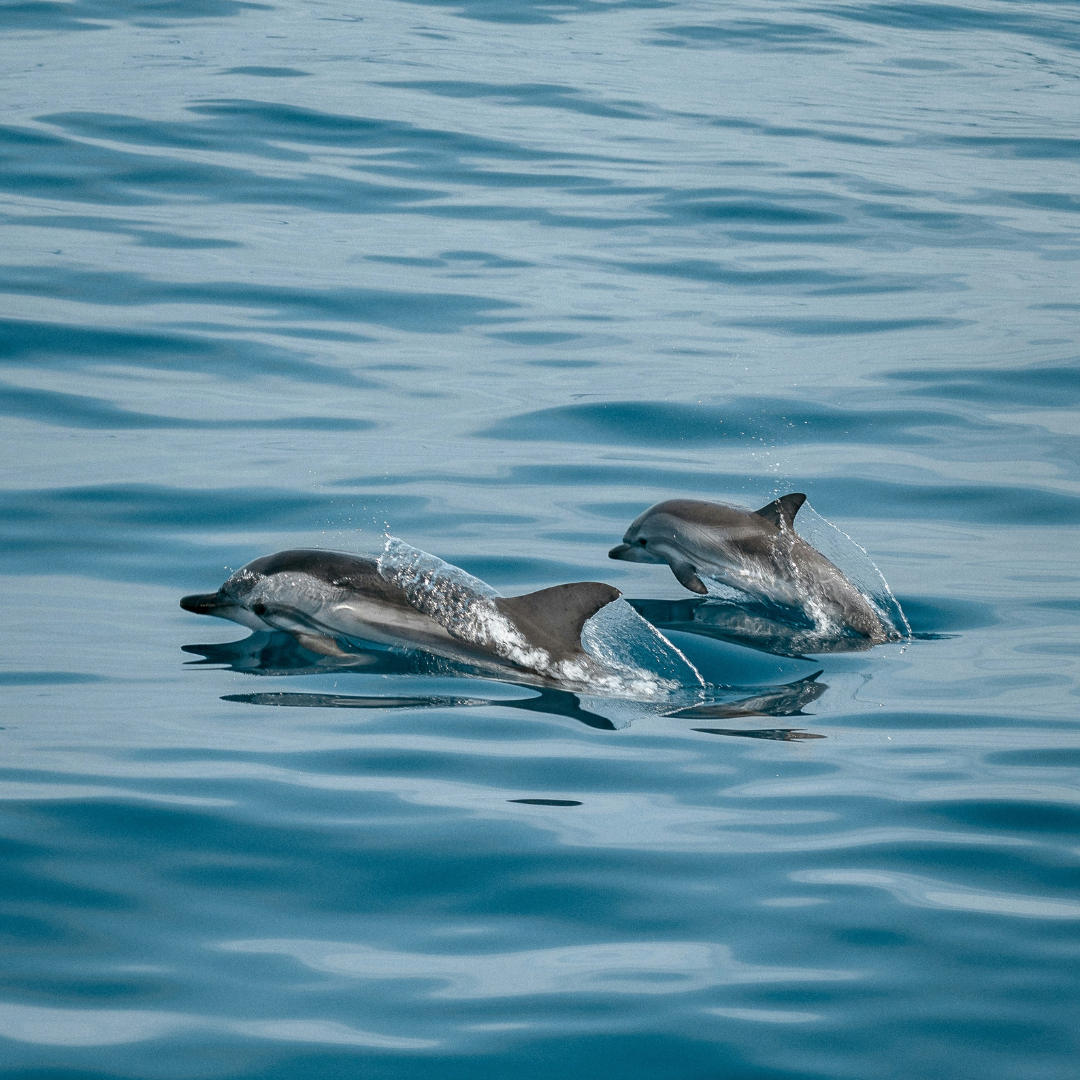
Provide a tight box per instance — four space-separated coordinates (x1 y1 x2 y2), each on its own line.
181 549 622 686
609 494 890 643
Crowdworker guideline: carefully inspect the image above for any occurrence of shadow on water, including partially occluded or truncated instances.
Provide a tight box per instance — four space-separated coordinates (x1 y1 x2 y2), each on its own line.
690 727 826 741
184 631 828 735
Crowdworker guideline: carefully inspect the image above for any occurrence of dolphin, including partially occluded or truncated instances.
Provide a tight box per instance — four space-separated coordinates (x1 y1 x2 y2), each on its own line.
181 548 622 688
609 494 891 644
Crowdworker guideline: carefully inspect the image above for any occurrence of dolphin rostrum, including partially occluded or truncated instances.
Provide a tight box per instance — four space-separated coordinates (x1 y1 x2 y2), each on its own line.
181 548 623 688
609 494 892 643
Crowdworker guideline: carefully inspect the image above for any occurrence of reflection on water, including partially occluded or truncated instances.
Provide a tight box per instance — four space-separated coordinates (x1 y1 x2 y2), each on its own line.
691 728 827 742
667 672 826 718
629 596 947 658
217 937 859 999
190 630 829 734
0 1001 436 1051
223 687 622 731
629 596 878 656
790 870 1080 921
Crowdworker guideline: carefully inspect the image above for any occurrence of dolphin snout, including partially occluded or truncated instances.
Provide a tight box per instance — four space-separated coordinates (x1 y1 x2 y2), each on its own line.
608 542 665 564
180 592 225 615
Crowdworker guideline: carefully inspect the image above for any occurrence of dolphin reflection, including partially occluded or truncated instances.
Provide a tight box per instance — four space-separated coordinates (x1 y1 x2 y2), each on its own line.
691 728 827 742
184 631 828 735
628 596 881 658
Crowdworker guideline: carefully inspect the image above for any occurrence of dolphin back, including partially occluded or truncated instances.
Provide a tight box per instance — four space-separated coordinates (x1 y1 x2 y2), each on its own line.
494 582 621 663
244 549 383 588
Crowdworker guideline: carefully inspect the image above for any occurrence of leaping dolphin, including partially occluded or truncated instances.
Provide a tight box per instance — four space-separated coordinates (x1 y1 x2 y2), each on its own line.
609 494 892 644
181 548 623 689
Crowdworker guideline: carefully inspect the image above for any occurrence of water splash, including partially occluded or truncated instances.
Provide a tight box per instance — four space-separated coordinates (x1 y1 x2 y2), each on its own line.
378 538 704 700
581 598 706 702
682 499 907 653
794 504 910 640
378 536 501 635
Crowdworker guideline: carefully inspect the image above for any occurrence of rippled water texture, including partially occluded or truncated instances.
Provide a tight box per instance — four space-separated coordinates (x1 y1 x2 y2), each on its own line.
2 1 1079 1078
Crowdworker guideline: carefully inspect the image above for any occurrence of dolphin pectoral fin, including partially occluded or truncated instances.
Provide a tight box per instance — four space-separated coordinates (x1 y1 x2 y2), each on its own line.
754 492 807 531
668 560 709 595
494 582 622 662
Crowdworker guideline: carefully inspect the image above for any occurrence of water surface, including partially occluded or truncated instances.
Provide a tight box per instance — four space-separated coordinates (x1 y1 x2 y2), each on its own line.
2 1 1078 1077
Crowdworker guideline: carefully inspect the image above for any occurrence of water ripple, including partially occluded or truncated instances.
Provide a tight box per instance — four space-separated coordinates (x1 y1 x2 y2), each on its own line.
791 869 1080 920
219 938 860 998
0 1001 434 1049
3 0 1078 1075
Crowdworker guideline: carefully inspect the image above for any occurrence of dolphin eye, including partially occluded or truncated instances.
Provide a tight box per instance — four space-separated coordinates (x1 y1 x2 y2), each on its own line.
638 538 648 546
252 602 267 616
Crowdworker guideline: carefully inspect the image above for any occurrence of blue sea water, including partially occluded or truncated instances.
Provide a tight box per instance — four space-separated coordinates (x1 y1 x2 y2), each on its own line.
2 0 1079 1076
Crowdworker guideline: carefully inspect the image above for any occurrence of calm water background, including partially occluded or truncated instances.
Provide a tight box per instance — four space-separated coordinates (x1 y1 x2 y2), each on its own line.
2 1 1079 1077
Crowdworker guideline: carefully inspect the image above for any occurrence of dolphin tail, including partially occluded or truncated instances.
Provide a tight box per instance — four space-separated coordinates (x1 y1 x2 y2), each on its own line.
494 582 621 662
754 492 806 531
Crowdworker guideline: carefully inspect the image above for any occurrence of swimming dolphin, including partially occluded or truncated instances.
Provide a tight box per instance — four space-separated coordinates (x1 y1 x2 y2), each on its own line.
609 494 890 643
181 549 622 688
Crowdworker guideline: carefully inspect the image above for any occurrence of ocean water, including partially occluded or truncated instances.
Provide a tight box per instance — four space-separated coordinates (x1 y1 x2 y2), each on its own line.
2 0 1079 1077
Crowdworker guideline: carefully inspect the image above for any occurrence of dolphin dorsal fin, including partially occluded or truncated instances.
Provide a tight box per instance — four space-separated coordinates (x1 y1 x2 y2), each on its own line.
754 493 807 531
494 582 621 662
